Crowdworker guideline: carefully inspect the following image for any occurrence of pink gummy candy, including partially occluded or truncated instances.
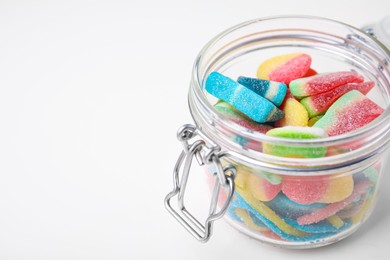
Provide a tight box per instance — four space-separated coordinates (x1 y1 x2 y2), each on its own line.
289 71 364 98
301 81 375 117
297 179 371 225
257 53 312 84
281 176 328 205
314 90 384 136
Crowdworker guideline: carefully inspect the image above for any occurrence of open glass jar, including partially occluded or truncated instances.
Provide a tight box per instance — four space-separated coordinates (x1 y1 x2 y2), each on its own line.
165 16 390 249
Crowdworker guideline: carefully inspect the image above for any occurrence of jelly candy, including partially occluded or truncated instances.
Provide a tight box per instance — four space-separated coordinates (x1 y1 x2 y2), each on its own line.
313 90 384 136
320 175 354 203
257 53 311 84
297 179 371 225
282 174 353 205
247 173 282 202
263 126 327 158
301 81 375 117
237 76 287 106
214 101 273 133
289 71 364 98
282 176 328 205
205 72 284 123
275 97 308 127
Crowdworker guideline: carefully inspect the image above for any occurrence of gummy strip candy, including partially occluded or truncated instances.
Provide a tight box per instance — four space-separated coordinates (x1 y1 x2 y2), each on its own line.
205 72 284 123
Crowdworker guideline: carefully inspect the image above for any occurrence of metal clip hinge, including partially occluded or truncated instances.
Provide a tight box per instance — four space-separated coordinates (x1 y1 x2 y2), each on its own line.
164 124 236 242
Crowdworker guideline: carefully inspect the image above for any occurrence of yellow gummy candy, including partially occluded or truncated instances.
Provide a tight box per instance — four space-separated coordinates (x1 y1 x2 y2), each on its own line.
351 197 374 224
275 98 309 127
320 174 354 203
327 215 344 228
234 171 250 189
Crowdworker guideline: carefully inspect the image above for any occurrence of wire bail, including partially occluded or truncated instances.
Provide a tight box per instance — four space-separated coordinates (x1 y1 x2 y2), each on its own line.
164 124 236 242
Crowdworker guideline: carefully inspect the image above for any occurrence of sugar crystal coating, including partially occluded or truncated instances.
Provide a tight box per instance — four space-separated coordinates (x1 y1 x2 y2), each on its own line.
290 71 364 98
205 72 284 123
257 53 311 84
297 179 371 225
301 81 375 117
275 98 308 127
263 126 327 158
313 90 384 136
237 76 287 106
320 175 354 203
245 173 282 202
214 101 273 133
282 176 329 205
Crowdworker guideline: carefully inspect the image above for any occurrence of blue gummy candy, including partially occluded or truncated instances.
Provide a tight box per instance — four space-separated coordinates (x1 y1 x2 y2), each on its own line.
205 72 284 123
230 193 338 242
237 76 287 106
265 193 326 219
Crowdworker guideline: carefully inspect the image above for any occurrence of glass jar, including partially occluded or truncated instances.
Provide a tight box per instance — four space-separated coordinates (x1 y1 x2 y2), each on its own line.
165 16 390 249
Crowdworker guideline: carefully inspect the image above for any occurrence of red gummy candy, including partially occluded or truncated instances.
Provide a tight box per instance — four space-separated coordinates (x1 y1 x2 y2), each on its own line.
314 90 384 136
297 179 371 225
301 81 375 117
281 176 328 205
290 71 364 98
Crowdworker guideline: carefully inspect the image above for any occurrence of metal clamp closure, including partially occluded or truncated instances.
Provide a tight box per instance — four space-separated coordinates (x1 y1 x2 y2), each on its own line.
164 124 236 242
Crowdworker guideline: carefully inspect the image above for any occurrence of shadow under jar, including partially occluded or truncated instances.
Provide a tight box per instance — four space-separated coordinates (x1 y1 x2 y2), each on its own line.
166 16 390 249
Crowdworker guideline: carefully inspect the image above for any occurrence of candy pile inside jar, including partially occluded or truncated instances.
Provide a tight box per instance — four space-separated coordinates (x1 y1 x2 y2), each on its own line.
204 53 384 243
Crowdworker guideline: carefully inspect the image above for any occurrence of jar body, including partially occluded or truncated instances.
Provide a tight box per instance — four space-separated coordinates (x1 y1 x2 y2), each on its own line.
214 155 384 248
188 16 390 248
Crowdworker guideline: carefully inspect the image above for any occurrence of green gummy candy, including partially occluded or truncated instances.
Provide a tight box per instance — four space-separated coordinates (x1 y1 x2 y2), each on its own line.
264 126 327 158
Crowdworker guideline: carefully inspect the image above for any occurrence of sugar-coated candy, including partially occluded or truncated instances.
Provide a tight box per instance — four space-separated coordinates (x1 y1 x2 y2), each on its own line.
213 101 273 151
275 97 308 127
213 101 273 133
237 76 287 106
282 174 354 205
301 81 375 117
234 170 282 199
320 175 354 203
289 71 364 98
247 173 282 202
284 217 349 233
232 189 349 241
282 176 328 205
233 188 313 240
313 90 384 136
205 72 284 123
265 193 326 219
257 53 311 84
263 126 327 158
297 179 371 225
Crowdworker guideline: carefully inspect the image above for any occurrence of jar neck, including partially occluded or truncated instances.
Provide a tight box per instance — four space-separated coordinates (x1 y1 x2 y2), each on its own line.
188 16 390 173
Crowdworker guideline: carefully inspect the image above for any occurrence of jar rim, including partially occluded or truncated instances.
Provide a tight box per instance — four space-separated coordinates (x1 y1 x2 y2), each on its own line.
189 15 390 168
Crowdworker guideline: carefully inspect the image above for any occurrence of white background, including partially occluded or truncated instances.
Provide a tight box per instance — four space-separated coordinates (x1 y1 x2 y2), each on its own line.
0 0 390 259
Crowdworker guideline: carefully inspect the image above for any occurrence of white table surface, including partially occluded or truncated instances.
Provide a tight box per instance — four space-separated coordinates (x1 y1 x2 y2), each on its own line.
1 0 390 259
